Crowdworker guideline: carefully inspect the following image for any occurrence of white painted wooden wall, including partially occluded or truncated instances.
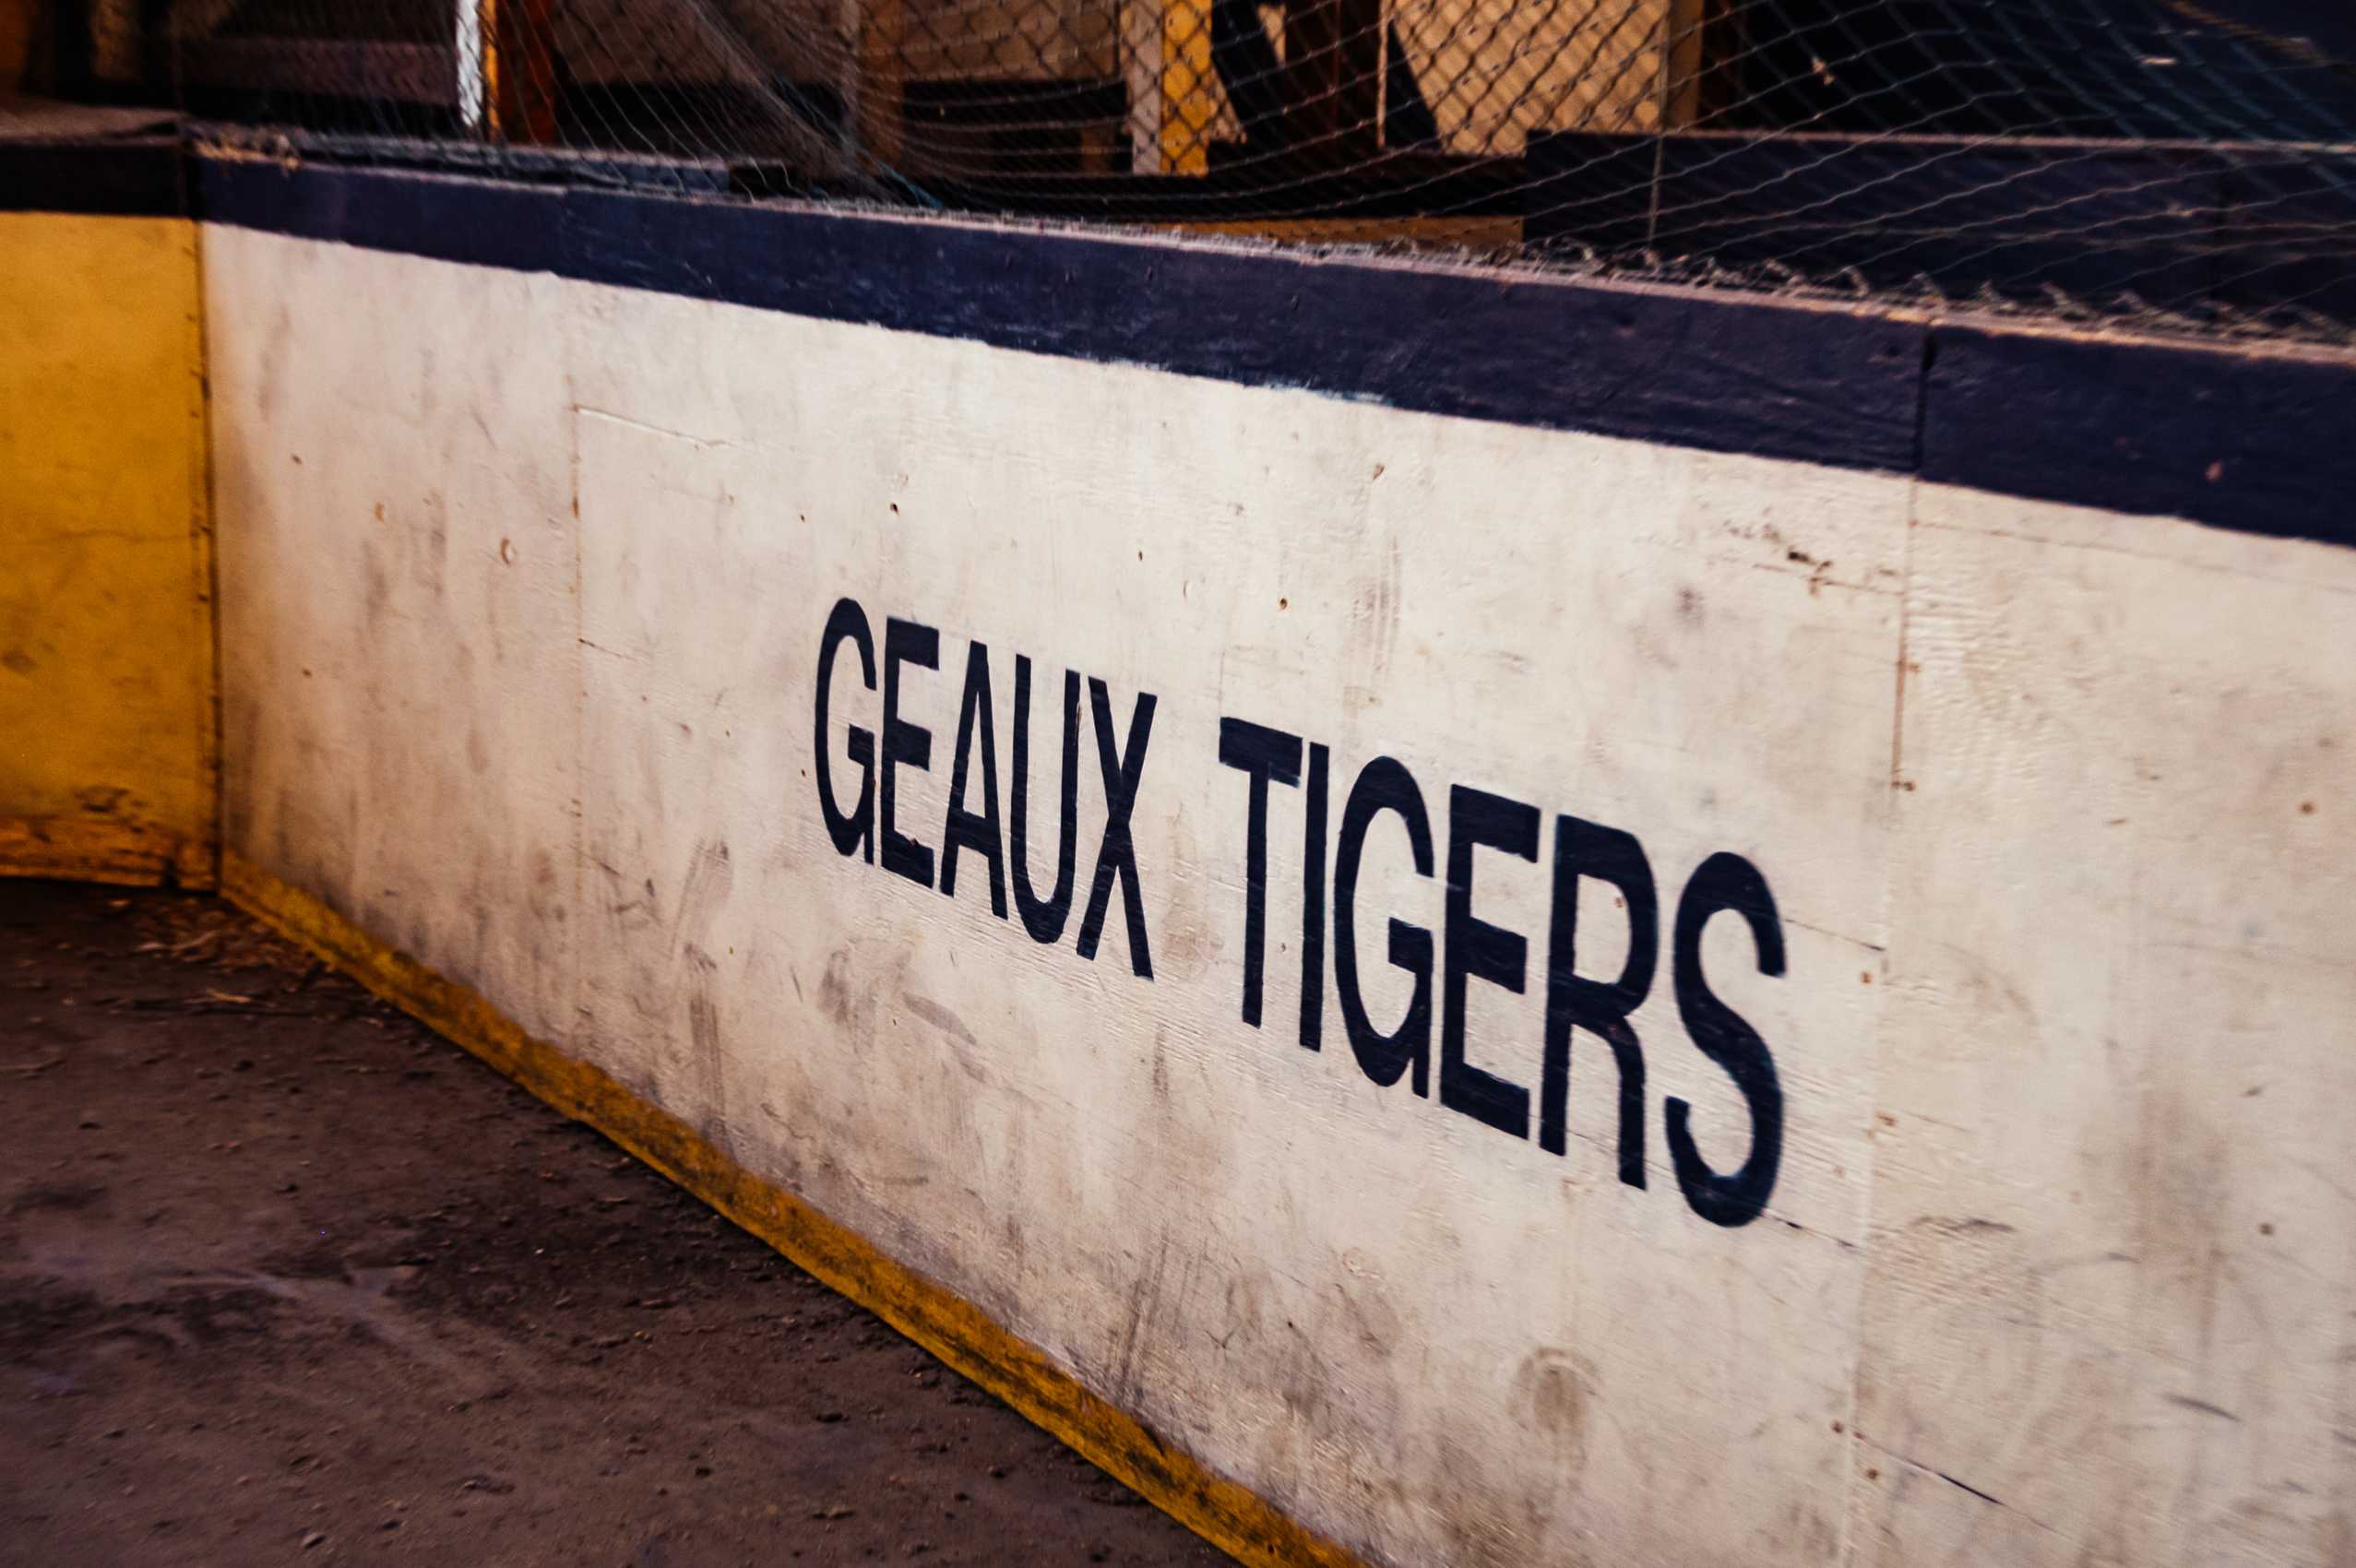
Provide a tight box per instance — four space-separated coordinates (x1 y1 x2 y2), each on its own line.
206 223 2356 1568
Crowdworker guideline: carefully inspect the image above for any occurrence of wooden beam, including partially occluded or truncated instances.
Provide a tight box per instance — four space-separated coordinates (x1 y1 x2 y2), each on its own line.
1124 0 1165 173
1 0 42 93
1282 0 1381 162
492 0 556 144
1662 0 1742 129
856 0 907 168
458 0 484 131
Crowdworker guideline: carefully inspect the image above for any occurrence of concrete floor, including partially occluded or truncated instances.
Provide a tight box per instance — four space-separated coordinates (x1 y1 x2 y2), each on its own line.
0 880 1230 1568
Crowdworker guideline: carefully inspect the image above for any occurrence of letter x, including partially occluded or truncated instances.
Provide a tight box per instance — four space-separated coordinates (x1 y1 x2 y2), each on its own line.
1077 679 1157 979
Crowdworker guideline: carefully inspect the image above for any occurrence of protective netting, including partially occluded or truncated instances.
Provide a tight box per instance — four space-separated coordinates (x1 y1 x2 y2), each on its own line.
36 0 2356 339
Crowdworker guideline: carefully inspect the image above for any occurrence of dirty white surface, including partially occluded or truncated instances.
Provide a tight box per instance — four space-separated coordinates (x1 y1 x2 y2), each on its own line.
207 226 2356 1568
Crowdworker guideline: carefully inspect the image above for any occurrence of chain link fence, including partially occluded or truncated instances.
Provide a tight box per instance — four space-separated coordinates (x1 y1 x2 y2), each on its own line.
14 0 2356 340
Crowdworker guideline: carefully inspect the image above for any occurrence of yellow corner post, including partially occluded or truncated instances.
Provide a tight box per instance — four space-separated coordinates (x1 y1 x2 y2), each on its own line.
0 210 217 886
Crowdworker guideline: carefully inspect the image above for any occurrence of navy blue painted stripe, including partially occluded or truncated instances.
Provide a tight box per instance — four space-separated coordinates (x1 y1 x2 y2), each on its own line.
200 158 1924 477
97 149 2356 549
553 184 1927 474
196 160 564 276
1922 325 2356 547
0 137 186 218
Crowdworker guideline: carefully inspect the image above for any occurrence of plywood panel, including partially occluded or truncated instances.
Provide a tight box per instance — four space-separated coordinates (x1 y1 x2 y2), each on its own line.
206 225 580 1043
0 212 212 885
203 227 2356 1568
1854 484 2356 1568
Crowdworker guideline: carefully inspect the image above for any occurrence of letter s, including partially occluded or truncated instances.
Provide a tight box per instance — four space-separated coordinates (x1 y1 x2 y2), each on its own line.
1668 851 1784 1228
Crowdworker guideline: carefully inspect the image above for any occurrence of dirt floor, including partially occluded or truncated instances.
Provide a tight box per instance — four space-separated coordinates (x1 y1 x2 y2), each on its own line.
0 880 1231 1568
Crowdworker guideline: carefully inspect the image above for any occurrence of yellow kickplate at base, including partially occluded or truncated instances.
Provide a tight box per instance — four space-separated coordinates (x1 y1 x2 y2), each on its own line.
0 814 212 886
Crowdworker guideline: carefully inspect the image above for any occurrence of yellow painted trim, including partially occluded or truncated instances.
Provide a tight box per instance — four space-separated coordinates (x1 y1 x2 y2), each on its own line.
219 851 1371 1568
188 221 224 894
480 0 503 140
0 815 214 888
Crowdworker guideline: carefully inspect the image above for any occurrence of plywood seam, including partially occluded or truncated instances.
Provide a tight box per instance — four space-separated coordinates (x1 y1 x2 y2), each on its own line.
565 377 589 1156
188 216 226 892
1838 472 1921 1568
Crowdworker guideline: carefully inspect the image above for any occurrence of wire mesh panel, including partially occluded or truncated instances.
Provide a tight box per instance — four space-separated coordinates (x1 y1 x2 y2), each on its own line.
35 0 2356 339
